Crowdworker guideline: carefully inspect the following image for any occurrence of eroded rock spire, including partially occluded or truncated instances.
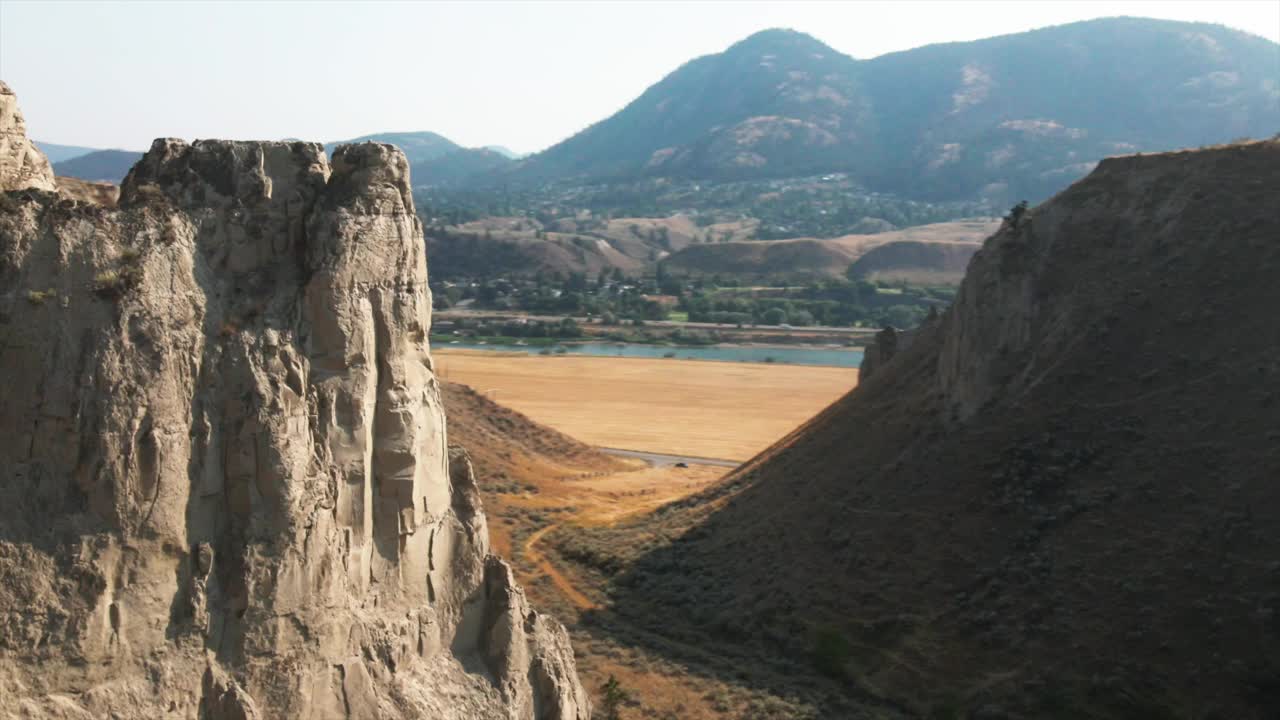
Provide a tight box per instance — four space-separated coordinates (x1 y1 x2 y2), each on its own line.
0 84 588 720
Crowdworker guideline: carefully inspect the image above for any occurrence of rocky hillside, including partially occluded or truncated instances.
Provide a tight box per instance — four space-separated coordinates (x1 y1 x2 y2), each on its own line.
0 86 588 719
573 140 1280 717
508 19 1279 204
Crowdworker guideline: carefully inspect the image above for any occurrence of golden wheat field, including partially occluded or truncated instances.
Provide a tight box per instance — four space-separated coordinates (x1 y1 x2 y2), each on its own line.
434 350 857 461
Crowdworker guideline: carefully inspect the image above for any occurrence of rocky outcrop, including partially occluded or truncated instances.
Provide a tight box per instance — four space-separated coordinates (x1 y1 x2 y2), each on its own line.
54 176 120 206
858 326 906 381
0 84 588 719
0 82 56 192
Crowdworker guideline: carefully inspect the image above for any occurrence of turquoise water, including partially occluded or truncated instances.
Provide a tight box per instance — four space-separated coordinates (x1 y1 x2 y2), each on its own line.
436 341 863 368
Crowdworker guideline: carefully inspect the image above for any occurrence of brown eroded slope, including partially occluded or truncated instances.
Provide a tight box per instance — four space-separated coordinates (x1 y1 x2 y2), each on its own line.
441 380 627 489
663 219 997 280
558 141 1280 718
845 239 980 285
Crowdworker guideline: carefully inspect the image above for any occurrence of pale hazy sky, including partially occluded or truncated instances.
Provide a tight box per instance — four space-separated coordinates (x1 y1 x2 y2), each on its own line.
1 1 1277 153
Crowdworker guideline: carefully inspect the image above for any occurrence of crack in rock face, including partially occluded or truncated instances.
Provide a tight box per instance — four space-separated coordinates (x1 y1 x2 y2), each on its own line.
0 84 589 720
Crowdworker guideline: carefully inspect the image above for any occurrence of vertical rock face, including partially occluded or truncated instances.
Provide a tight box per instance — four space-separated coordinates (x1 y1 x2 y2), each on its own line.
0 82 56 192
0 86 588 719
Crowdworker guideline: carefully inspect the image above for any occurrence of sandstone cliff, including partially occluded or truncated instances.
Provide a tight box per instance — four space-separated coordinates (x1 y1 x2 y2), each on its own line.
0 82 56 192
0 87 588 719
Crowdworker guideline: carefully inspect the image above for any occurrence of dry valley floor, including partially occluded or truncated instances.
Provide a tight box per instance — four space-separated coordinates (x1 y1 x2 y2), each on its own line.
435 351 857 461
439 355 860 718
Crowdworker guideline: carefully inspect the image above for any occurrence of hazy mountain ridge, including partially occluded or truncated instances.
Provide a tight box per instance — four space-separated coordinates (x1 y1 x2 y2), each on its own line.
412 147 515 187
506 19 1280 203
323 130 462 163
32 140 101 163
323 132 516 187
51 148 143 182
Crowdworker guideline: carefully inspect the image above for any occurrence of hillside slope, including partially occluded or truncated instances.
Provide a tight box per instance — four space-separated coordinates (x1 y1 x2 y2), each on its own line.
32 140 98 163
663 219 996 280
323 130 461 163
441 380 626 490
412 147 514 187
51 148 142 182
845 239 981 284
578 141 1280 717
508 19 1279 204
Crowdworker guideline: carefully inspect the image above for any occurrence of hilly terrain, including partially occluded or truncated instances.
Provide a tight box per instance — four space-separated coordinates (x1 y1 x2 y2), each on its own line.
32 140 99 163
413 147 514 187
50 148 143 182
547 140 1280 717
323 130 463 162
426 210 995 282
425 213 757 278
36 130 517 189
325 131 515 188
663 219 997 281
506 19 1280 205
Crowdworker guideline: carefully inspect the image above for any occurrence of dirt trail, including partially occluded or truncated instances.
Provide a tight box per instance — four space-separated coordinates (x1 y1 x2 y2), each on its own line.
500 460 727 614
523 523 598 610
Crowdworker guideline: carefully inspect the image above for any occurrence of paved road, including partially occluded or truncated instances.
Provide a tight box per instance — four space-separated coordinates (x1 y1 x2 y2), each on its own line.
599 447 741 468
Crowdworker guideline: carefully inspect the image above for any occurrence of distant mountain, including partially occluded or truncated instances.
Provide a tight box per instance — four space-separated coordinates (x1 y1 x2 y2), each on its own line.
482 145 523 159
52 149 143 183
324 131 461 164
411 148 513 187
322 133 517 185
33 141 100 164
508 19 1280 203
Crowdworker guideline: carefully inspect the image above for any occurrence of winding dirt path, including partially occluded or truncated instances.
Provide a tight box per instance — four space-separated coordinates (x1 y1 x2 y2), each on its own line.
523 522 598 611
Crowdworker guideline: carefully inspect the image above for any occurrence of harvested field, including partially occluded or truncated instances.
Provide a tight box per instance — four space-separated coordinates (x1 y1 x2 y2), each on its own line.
435 351 858 461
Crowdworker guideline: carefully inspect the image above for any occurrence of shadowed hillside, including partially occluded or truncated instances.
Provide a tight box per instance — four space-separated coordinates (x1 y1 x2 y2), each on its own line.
845 239 981 284
552 140 1280 718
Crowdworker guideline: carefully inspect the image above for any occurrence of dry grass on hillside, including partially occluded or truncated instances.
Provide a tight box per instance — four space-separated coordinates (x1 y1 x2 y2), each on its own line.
441 379 808 718
665 218 998 279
